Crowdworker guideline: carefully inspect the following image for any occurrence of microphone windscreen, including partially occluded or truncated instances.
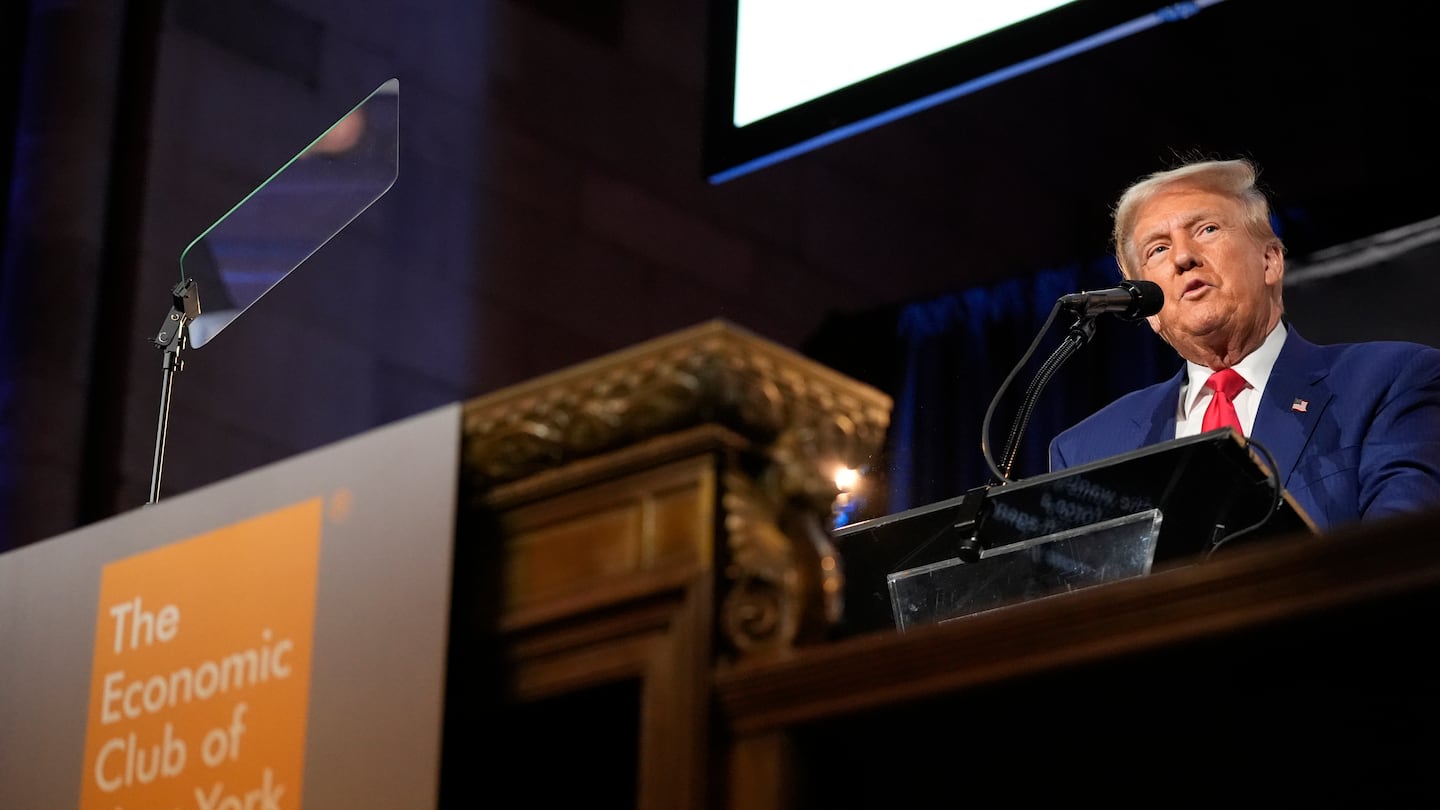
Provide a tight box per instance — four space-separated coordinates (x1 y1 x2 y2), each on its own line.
1121 279 1164 319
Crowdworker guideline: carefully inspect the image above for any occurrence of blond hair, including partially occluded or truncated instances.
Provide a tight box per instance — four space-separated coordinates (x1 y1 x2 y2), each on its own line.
1111 158 1283 279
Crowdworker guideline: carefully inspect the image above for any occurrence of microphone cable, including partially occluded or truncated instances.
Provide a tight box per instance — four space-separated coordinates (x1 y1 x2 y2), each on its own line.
981 299 1067 484
981 282 1158 484
1205 435 1284 559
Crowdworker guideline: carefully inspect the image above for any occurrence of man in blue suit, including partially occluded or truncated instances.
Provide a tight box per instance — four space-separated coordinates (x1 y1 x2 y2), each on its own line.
1049 158 1440 532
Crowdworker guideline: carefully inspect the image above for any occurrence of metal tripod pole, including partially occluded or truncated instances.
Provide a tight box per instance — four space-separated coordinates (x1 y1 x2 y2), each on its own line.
149 278 200 504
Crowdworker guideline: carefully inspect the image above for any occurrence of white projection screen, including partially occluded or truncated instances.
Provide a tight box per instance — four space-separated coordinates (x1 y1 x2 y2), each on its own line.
703 0 1227 183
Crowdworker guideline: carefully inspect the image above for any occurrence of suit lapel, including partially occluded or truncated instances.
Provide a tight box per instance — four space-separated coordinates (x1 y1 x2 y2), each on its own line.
1253 328 1333 486
1134 369 1182 447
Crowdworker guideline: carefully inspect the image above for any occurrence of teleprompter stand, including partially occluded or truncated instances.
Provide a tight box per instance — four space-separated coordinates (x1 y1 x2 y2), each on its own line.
147 278 200 504
141 78 400 505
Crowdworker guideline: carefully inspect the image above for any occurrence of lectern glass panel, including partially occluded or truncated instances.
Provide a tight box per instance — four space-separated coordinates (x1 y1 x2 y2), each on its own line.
887 508 1161 631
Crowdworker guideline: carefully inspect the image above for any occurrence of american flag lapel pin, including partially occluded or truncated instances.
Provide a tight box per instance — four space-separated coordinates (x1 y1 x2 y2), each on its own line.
1291 398 1309 413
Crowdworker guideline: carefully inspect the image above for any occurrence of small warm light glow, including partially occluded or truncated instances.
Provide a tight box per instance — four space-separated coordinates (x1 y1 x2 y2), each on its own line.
831 465 868 529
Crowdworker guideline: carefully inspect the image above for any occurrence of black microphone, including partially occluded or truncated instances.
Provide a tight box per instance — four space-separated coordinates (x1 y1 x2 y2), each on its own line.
1058 279 1163 321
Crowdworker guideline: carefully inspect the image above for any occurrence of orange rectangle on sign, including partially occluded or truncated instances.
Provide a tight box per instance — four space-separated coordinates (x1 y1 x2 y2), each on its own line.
79 498 323 809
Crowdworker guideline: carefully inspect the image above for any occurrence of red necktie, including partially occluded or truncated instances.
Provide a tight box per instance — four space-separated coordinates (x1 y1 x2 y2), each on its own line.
1201 368 1247 434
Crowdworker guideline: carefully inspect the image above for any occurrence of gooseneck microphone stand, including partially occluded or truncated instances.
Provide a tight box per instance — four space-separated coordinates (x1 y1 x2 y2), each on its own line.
983 278 1166 486
961 279 1162 561
937 279 1163 563
951 302 1099 562
149 278 200 504
983 307 1097 484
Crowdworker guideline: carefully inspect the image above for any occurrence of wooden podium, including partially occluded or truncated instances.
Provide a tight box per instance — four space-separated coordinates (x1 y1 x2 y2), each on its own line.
444 319 893 808
445 319 1440 808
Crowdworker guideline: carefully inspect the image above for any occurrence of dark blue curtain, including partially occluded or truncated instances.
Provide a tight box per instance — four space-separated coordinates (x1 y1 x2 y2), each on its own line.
807 257 1181 521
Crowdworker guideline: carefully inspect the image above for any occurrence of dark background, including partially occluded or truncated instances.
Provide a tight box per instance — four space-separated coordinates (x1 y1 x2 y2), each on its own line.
2 0 1437 550
792 0 1440 277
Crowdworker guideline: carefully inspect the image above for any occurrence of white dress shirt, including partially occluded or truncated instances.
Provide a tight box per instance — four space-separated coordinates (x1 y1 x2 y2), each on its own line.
1175 320 1287 439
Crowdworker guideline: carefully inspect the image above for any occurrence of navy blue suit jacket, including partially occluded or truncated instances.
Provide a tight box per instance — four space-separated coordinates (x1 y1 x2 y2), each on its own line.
1049 326 1440 531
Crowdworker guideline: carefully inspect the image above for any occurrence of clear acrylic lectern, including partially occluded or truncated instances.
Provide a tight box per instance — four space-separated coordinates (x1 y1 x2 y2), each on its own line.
836 429 1318 635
